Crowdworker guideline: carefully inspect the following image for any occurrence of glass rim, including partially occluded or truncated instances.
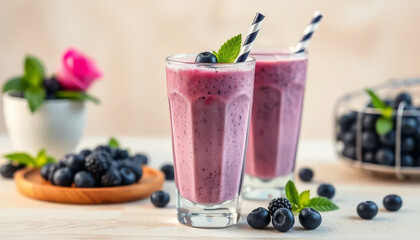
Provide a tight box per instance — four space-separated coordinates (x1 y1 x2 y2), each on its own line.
166 54 256 67
250 46 308 58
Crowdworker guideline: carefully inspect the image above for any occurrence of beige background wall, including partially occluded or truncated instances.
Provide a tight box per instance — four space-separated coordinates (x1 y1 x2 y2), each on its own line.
0 0 419 139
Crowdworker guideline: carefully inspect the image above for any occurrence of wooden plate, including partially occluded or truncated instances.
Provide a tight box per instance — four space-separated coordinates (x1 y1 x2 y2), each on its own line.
14 166 165 204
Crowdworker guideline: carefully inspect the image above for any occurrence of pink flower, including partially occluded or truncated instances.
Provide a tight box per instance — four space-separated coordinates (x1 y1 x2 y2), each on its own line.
56 48 102 91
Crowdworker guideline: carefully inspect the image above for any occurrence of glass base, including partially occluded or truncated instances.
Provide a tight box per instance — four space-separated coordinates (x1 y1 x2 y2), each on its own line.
242 173 293 200
176 190 241 228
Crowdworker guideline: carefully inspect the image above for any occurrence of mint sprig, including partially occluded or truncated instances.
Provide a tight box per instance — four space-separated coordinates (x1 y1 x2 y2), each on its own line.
108 137 120 148
365 89 394 135
4 149 56 167
285 180 339 213
213 34 242 63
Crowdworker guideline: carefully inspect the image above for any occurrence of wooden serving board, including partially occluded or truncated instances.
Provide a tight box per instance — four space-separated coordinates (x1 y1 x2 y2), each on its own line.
14 166 165 204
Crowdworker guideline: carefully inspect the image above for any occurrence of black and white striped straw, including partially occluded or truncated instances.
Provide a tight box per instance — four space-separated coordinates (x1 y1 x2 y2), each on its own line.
294 11 323 54
236 12 265 63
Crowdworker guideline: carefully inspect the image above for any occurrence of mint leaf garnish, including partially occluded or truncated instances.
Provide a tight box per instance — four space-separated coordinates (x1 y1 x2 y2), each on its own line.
365 89 394 135
108 137 120 148
308 197 339 212
285 180 339 214
2 76 26 93
24 55 45 87
24 86 46 113
4 149 56 167
213 34 242 63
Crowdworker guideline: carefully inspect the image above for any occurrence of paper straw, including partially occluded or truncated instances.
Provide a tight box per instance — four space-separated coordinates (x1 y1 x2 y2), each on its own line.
236 12 265 62
294 11 323 53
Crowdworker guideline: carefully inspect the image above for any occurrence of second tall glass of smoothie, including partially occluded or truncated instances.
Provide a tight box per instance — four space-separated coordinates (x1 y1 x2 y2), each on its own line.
166 54 255 228
243 48 308 200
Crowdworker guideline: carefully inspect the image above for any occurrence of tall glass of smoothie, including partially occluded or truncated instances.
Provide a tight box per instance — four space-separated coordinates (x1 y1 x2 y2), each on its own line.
243 48 308 200
166 54 255 228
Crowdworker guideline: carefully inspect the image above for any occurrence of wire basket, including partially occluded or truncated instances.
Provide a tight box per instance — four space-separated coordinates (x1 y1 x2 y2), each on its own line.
334 77 420 180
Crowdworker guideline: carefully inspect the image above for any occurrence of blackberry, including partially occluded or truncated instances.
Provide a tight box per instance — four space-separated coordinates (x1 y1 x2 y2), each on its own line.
268 197 292 215
101 168 122 187
0 163 25 179
85 151 111 176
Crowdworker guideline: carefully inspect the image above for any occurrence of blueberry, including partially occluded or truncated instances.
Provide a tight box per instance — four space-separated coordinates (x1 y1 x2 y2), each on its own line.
342 145 356 160
401 117 417 135
393 92 412 108
376 148 395 165
0 163 25 179
401 137 415 152
317 184 335 199
298 168 314 182
299 208 322 230
79 149 92 158
52 167 74 186
150 191 170 208
40 163 54 180
357 201 378 219
339 112 357 131
363 151 376 164
74 171 96 188
161 164 175 180
247 207 271 229
379 130 396 147
342 131 356 146
119 160 143 181
43 76 61 95
65 154 85 172
400 155 414 167
47 164 61 183
362 114 378 130
113 149 129 160
362 131 378 151
119 167 136 185
272 208 295 232
94 145 112 155
101 168 122 187
131 153 148 165
383 194 402 211
195 52 217 63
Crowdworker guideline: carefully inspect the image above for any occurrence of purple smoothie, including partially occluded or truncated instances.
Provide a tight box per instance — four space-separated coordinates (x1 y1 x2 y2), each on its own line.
246 51 307 179
166 57 255 204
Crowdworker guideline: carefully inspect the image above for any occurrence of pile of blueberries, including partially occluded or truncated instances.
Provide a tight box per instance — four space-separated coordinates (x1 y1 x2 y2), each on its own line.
337 92 420 167
40 145 148 187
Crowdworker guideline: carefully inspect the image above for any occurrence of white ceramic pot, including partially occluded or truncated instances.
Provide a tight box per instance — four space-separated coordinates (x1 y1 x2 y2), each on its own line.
3 93 87 158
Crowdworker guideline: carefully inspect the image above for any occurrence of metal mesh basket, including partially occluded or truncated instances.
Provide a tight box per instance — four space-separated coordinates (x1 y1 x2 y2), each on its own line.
334 77 420 180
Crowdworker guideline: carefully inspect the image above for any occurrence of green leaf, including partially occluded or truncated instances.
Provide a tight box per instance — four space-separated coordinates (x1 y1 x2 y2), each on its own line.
55 90 100 104
35 149 48 167
213 34 242 63
24 86 46 113
108 137 120 148
285 180 300 206
308 197 339 212
46 156 56 164
2 76 26 93
24 55 44 87
212 51 219 61
4 152 36 166
365 89 387 109
376 116 393 135
299 190 310 207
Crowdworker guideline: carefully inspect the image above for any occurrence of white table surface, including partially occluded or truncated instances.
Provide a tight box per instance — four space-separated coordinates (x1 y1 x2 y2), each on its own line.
0 135 419 240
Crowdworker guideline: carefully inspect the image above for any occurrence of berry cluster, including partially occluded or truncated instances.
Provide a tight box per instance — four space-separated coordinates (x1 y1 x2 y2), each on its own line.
40 145 148 187
337 92 420 167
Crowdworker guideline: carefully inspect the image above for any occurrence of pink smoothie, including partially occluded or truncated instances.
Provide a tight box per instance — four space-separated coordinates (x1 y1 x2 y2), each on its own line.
245 52 307 179
166 59 255 204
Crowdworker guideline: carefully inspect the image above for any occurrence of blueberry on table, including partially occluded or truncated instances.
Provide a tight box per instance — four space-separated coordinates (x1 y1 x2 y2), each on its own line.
299 208 322 230
74 171 96 188
52 167 74 187
150 191 170 208
268 197 292 216
376 148 395 166
393 92 412 108
272 208 295 232
0 163 25 179
357 201 378 220
101 169 122 187
161 164 175 180
401 117 417 135
339 112 357 131
379 130 396 147
298 167 314 182
131 153 148 165
383 194 402 211
401 137 415 152
247 207 271 229
361 131 378 151
317 184 335 199
195 52 217 63
400 155 414 167
342 145 356 160
362 114 378 130
363 151 376 164
119 167 136 185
